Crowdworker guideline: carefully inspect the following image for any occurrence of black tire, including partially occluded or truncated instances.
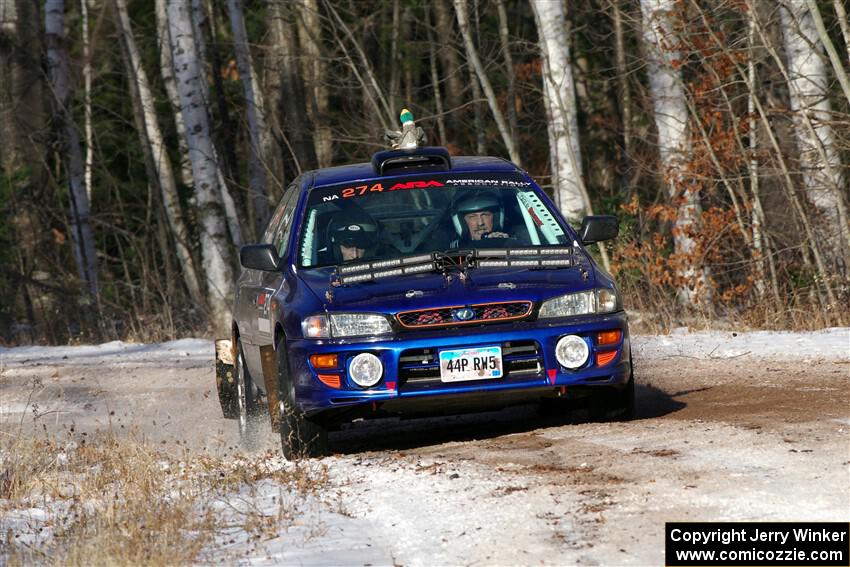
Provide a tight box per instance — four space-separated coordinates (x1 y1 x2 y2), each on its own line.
611 371 636 421
235 340 263 449
276 338 327 460
589 359 636 422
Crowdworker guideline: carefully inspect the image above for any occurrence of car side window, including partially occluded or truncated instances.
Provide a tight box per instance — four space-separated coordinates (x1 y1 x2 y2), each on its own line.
264 181 300 257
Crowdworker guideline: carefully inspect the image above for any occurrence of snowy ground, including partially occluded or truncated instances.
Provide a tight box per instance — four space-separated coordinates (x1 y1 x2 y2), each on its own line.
1 328 849 565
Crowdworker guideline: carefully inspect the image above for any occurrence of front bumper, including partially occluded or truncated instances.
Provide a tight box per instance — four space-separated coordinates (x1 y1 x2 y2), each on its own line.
286 311 631 416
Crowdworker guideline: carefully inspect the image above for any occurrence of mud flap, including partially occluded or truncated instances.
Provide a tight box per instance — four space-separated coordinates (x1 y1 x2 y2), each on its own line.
215 339 238 419
260 344 281 432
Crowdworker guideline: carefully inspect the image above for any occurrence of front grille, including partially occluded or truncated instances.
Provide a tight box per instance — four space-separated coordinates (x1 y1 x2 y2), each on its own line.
398 340 543 388
396 301 532 329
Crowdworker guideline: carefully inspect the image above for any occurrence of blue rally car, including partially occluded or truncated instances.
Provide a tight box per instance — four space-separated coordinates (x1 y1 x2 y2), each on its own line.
215 146 633 458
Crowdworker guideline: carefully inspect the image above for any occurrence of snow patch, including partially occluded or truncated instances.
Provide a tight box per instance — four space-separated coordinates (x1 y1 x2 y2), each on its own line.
633 328 849 361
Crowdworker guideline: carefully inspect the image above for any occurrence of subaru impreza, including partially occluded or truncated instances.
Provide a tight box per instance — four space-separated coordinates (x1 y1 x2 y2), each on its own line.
215 146 633 458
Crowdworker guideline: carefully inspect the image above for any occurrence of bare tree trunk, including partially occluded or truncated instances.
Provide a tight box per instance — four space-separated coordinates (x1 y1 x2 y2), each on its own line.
613 0 632 186
155 0 193 188
1 0 53 340
454 0 519 164
268 0 317 174
188 0 244 248
432 0 464 122
470 66 486 155
747 11 770 301
113 0 203 300
425 6 447 146
325 0 394 130
389 0 401 115
803 0 850 105
778 0 849 266
81 0 93 203
176 0 242 248
833 0 850 64
640 0 705 307
495 0 518 154
168 0 235 334
227 0 271 238
296 0 332 167
45 0 99 302
529 0 585 222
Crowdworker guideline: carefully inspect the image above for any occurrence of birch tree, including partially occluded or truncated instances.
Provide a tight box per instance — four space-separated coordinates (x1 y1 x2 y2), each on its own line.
227 0 271 237
779 0 849 264
113 0 202 300
454 0 519 164
529 0 585 221
184 0 244 248
168 0 235 333
640 0 704 306
45 0 99 301
155 0 193 187
81 0 92 202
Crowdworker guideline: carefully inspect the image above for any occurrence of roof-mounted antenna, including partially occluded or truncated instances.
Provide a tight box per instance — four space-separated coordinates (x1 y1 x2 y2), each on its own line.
384 108 427 150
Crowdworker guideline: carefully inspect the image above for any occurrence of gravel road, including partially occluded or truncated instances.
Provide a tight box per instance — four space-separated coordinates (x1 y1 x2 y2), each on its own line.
1 336 848 564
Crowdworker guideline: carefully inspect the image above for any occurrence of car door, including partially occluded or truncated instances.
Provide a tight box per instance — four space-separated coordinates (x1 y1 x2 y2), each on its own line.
239 183 297 373
256 182 300 347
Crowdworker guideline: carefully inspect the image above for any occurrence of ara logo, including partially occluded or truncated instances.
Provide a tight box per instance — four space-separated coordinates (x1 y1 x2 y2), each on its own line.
452 307 475 321
389 180 445 191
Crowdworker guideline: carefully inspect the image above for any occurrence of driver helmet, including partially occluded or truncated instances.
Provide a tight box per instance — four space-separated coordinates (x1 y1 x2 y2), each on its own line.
327 210 379 261
451 190 504 239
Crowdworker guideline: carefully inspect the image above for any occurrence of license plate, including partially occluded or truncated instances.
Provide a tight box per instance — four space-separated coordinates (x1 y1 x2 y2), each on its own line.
439 346 503 383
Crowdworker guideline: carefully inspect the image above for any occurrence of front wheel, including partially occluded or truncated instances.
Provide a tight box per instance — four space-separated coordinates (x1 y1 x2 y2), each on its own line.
276 338 327 460
589 361 635 422
236 340 263 449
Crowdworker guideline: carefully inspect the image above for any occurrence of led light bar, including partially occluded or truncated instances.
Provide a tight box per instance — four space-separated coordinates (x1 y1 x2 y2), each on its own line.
338 253 436 276
338 261 436 284
475 256 575 269
474 246 577 258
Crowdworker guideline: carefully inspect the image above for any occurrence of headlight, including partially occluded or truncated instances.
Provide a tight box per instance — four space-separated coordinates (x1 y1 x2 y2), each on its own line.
348 353 383 387
555 335 589 369
301 313 392 338
538 288 620 319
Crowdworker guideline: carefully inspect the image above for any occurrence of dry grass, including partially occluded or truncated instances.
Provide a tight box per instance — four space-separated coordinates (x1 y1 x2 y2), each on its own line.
0 430 328 565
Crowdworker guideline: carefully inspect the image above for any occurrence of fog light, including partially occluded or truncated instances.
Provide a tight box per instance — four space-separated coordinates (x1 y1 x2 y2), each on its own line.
348 353 383 388
555 335 589 369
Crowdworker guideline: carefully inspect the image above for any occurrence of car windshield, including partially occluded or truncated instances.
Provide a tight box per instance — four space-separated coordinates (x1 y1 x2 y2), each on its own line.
298 172 571 268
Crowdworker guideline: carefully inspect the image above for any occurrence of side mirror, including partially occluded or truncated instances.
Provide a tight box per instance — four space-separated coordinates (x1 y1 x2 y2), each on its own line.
240 244 280 271
579 215 619 245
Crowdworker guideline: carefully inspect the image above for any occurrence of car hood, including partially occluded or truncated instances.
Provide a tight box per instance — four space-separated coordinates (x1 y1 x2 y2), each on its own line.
296 261 599 314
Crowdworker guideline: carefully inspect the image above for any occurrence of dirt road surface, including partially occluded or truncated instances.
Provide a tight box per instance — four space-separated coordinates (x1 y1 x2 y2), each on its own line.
1 335 848 565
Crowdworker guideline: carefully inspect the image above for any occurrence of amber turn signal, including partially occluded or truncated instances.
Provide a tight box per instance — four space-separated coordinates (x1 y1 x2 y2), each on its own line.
317 373 341 389
310 353 338 369
597 330 622 346
596 351 618 367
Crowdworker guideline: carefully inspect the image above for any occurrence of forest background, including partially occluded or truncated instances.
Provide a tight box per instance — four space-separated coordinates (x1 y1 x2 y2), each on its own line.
0 0 847 344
